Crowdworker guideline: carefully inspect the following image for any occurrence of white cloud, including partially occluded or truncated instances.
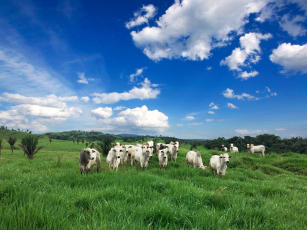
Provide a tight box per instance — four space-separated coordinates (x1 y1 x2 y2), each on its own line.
93 105 169 133
208 111 215 115
223 88 258 100
227 103 238 109
126 4 157 29
92 78 160 104
270 43 307 74
280 14 307 37
114 106 126 111
0 93 82 132
221 32 271 78
129 68 144 82
77 72 94 84
239 71 258 79
91 107 113 119
209 102 219 110
275 128 286 131
235 129 266 135
129 0 268 61
0 93 78 108
185 115 195 120
265 86 278 97
205 118 214 123
81 96 90 102
176 123 184 127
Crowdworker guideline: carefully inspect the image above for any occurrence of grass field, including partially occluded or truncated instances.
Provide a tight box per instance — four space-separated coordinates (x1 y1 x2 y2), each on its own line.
0 138 306 230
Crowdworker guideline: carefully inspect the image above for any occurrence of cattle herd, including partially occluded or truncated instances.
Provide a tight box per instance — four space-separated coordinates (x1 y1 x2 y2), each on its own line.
79 141 266 176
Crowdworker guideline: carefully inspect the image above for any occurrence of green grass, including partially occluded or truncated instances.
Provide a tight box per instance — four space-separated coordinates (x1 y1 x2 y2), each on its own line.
0 138 306 230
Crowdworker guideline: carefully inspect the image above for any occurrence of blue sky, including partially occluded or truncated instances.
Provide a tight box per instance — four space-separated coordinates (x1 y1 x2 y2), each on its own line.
0 0 306 139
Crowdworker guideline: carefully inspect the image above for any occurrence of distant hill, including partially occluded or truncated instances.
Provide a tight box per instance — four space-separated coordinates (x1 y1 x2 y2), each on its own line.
117 133 141 137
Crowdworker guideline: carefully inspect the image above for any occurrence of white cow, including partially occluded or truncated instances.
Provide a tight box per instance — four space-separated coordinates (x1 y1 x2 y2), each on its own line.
146 140 154 148
185 151 206 170
230 143 239 153
174 141 180 150
166 143 178 161
158 149 168 168
79 148 101 174
119 146 129 165
209 153 232 176
131 146 150 168
247 144 265 157
106 146 122 171
221 145 228 152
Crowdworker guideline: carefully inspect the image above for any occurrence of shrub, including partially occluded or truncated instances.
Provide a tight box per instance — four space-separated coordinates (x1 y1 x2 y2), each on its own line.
96 138 113 156
19 134 43 160
7 136 17 153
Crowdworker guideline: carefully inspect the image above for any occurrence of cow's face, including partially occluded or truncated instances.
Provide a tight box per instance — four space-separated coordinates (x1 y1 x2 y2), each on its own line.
247 144 250 149
89 150 96 161
220 153 231 163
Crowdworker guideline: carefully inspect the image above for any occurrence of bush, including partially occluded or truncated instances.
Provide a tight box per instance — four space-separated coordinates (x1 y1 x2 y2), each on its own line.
7 136 17 153
19 134 43 160
96 138 113 156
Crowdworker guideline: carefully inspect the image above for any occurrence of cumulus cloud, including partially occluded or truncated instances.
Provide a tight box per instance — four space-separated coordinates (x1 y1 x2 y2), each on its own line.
227 103 238 109
0 92 82 132
126 4 157 29
221 32 271 78
92 78 160 104
129 0 268 61
270 43 307 74
208 111 215 115
205 118 214 123
185 115 195 120
209 102 219 110
223 88 258 100
235 129 267 135
91 107 113 119
129 67 145 82
77 72 94 84
265 87 278 97
93 105 169 133
239 71 258 79
81 96 90 102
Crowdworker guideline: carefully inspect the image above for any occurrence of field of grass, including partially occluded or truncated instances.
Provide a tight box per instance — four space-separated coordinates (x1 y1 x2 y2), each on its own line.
0 137 306 229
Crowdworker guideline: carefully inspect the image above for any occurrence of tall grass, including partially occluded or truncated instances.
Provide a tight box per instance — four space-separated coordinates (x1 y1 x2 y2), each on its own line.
0 137 306 229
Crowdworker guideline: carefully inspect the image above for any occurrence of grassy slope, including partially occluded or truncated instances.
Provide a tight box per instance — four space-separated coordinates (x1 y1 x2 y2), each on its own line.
0 138 306 230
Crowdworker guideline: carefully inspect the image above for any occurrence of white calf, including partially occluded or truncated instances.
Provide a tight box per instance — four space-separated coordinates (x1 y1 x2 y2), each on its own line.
131 146 150 168
221 145 228 152
209 153 232 176
106 146 122 171
185 151 206 170
230 143 239 153
247 144 265 157
166 144 178 161
158 149 168 168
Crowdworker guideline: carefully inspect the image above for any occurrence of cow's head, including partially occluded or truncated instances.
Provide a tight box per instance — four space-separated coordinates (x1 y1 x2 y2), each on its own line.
220 153 232 164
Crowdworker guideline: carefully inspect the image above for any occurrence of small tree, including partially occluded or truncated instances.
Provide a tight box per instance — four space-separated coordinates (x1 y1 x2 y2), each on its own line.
0 139 2 155
19 134 43 160
48 135 52 144
96 138 113 156
7 136 17 153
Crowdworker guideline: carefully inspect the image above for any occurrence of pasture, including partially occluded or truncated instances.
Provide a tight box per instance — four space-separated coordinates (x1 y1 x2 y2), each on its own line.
0 138 306 230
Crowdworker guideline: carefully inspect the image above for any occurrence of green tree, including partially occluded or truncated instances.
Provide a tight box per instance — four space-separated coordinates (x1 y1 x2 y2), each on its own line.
19 134 43 160
7 136 17 153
